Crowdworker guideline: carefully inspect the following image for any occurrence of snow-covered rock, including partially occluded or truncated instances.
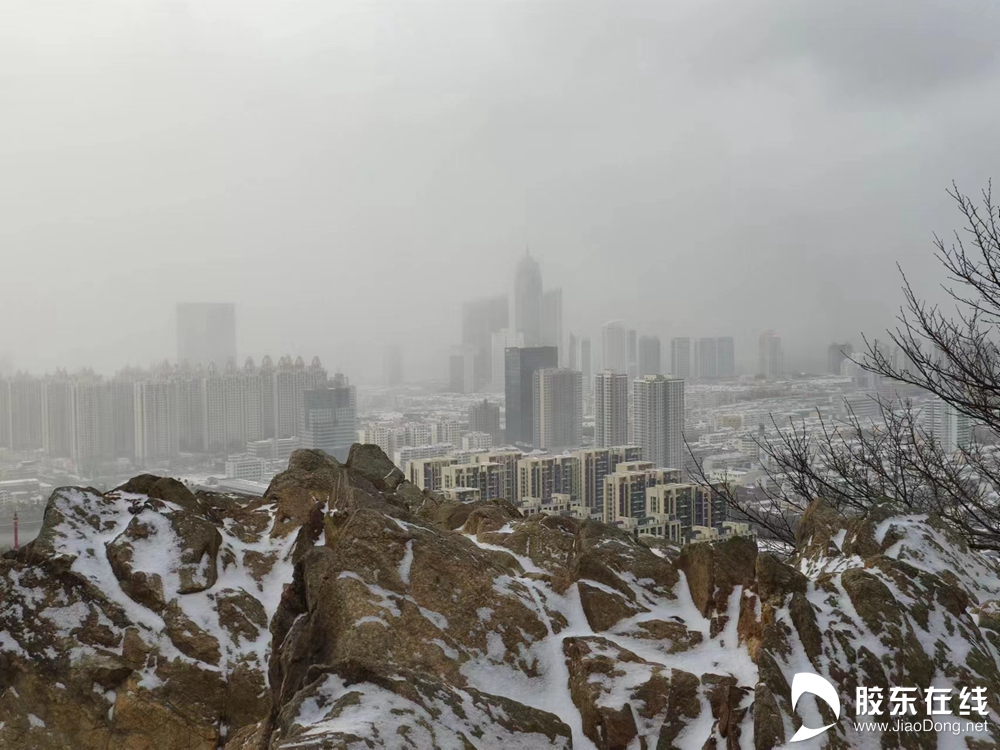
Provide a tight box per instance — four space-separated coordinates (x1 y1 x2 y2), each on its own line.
3 445 1000 749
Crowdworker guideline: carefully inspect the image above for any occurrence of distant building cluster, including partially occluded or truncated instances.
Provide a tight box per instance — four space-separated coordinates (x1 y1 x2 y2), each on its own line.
0 356 358 472
1 255 942 552
401 442 736 544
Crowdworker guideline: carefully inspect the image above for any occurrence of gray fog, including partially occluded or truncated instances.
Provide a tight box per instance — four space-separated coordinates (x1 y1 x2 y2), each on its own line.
2 0 999 380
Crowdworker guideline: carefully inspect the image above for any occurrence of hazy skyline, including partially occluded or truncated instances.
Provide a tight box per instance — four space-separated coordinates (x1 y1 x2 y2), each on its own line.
3 0 999 380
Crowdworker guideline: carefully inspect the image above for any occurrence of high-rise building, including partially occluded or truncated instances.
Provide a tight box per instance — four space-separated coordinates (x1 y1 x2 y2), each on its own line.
601 321 629 375
258 356 277 439
431 420 462 446
134 379 180 465
383 344 404 386
301 373 357 462
696 337 718 380
408 455 457 492
670 338 692 380
443 462 504 501
513 252 544 347
42 374 75 459
633 375 685 471
828 342 854 376
517 453 574 503
476 450 522 502
717 337 736 378
580 337 593 396
490 329 524 393
758 331 782 380
469 399 502 446
574 445 642 513
110 376 136 460
533 368 582 451
0 378 10 448
7 374 44 451
173 370 205 453
602 461 682 525
542 288 563 355
72 378 114 475
627 329 638 382
638 336 661 378
176 303 237 371
274 356 328 439
449 346 477 394
202 358 264 454
462 295 508 391
568 333 579 372
594 371 629 448
923 399 973 454
504 346 558 447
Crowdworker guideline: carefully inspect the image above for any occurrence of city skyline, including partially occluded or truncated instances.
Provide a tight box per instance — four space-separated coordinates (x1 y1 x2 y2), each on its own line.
0 254 883 384
5 2 990 381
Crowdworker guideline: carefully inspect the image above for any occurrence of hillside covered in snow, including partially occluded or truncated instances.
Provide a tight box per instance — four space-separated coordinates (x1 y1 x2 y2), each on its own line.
1 445 999 749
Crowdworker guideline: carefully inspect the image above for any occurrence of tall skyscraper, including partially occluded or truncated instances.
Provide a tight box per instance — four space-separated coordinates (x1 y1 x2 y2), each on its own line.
200 358 265 454
469 399 502 446
924 398 973 454
828 342 854 375
567 334 579 372
461 295 508 391
175 370 205 453
0 378 10 448
8 374 44 451
383 344 404 386
42 374 75 459
594 371 629 448
504 346 558 447
627 329 638 381
111 376 136 460
696 337 718 380
301 373 357 462
134 379 180 465
533 368 582 451
670 338 692 380
638 335 662 377
72 378 115 475
759 331 782 379
449 346 476 394
601 321 629 374
717 337 736 378
274 356 328 439
633 375 685 471
580 337 593 396
258 356 277 439
542 288 563 355
513 252 544 347
491 329 523 392
176 303 237 370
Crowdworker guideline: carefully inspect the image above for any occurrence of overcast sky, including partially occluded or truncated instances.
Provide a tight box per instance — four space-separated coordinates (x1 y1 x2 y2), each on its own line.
2 0 999 379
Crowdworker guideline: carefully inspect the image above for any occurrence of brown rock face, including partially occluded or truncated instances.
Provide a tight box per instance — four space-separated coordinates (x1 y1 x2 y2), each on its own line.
7 457 1000 749
0 474 298 750
677 536 758 619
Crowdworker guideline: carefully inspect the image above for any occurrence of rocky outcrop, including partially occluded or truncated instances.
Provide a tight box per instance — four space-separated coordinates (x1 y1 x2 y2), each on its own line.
0 476 293 749
3 450 1000 748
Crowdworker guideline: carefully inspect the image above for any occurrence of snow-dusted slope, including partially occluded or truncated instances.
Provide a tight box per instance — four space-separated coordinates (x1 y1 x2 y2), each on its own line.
4 445 1000 750
0 475 296 750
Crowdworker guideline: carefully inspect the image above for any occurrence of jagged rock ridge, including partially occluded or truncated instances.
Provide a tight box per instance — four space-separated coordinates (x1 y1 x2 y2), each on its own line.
0 445 998 749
